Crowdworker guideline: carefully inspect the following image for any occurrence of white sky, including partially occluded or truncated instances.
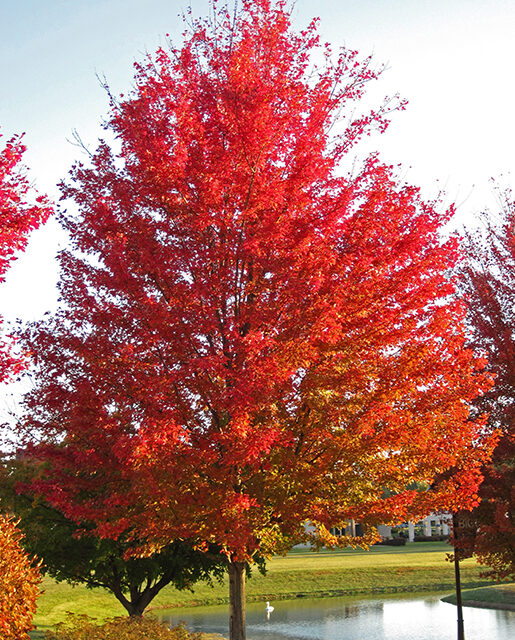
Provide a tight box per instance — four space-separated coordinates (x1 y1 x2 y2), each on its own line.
1 0 514 325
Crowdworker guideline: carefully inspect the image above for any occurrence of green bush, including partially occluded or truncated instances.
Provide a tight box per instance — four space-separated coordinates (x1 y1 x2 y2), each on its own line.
414 535 448 542
375 538 407 546
43 615 207 640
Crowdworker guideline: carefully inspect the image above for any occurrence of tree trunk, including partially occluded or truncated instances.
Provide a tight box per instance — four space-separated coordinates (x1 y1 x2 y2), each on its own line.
126 594 152 617
111 585 157 617
228 560 246 640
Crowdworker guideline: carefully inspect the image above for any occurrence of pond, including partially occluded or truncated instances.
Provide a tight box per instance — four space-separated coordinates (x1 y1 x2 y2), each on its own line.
158 592 515 640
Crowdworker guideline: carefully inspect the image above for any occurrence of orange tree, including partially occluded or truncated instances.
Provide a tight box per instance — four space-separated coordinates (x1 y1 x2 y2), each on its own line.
0 131 50 639
456 192 515 580
20 3 493 638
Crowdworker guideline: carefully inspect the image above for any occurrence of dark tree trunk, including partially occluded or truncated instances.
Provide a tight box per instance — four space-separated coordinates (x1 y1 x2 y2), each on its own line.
125 592 154 617
109 581 161 617
228 560 246 640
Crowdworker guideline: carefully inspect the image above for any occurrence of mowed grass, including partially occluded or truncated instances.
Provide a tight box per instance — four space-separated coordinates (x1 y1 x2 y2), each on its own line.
442 582 515 610
31 542 495 635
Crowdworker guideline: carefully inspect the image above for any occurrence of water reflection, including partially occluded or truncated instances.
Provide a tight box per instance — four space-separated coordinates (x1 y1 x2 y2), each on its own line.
158 592 515 640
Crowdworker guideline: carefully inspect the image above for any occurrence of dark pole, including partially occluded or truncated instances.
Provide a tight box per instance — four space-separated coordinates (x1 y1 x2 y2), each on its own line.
452 513 465 640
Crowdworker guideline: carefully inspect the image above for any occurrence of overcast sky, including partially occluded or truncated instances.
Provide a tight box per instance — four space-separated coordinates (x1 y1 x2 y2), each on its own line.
1 0 515 324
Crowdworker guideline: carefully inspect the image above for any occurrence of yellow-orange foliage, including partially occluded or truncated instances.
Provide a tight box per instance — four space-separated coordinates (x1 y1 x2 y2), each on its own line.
0 515 42 640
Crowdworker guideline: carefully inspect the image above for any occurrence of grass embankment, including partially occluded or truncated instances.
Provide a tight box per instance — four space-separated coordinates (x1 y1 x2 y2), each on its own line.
31 542 496 636
442 582 515 611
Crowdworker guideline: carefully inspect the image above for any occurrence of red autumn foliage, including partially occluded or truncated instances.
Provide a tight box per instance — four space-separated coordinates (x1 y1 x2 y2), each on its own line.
20 2 494 638
0 130 49 637
456 192 515 580
0 132 52 382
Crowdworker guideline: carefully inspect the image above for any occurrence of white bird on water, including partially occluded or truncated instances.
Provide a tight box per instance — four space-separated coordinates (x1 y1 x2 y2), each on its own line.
266 601 274 619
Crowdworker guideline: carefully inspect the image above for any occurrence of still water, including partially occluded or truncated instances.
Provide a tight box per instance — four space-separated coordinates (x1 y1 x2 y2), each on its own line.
158 592 515 640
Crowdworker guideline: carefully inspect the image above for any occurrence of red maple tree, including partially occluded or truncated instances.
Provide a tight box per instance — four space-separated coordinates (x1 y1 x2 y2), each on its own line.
455 191 515 580
0 130 50 638
21 3 493 638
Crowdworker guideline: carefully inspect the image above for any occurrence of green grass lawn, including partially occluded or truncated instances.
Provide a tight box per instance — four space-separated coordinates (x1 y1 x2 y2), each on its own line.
442 582 515 610
31 541 498 637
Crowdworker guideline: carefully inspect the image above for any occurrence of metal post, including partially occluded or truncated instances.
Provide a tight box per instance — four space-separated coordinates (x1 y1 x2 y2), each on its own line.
452 513 465 640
